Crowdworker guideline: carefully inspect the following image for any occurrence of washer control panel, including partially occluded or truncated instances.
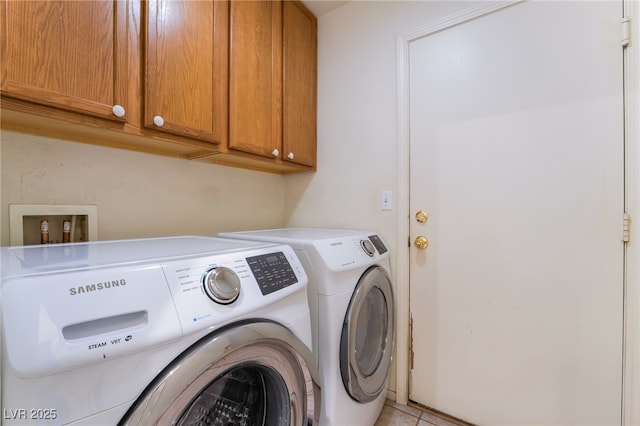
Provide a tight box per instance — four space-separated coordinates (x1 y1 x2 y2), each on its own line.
246 252 298 295
162 245 307 336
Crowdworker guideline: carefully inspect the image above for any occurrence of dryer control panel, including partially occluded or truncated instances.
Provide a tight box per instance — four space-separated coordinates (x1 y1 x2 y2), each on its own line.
312 233 390 272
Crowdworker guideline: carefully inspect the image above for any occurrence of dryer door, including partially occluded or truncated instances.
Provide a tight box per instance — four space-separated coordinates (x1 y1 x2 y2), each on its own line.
340 266 395 403
119 321 320 426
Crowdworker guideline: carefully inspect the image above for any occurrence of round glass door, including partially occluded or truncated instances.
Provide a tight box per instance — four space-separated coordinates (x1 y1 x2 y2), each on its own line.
119 322 320 426
177 364 289 425
340 266 395 403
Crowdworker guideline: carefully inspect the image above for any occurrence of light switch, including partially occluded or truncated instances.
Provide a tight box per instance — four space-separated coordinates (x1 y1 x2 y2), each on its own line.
380 190 393 210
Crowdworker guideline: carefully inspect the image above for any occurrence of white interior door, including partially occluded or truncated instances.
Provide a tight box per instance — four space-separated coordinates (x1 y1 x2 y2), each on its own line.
408 2 624 425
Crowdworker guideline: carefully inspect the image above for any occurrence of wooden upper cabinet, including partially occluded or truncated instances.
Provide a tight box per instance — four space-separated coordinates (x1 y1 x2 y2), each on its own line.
145 0 228 144
283 0 317 167
228 0 316 168
0 1 129 122
228 0 282 158
1 0 315 172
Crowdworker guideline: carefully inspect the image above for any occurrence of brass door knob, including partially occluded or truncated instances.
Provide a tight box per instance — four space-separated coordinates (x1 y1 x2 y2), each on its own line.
414 236 429 250
415 210 428 223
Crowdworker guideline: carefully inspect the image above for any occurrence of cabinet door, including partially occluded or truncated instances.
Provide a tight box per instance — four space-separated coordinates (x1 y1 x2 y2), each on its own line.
145 0 228 144
0 1 129 122
229 0 282 158
283 0 317 167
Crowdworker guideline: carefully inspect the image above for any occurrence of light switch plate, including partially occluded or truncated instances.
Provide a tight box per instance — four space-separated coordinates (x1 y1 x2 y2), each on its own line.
380 190 393 211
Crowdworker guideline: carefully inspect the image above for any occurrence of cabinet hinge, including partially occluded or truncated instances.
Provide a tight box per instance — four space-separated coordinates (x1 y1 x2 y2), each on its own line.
409 313 415 370
622 17 631 47
623 212 631 243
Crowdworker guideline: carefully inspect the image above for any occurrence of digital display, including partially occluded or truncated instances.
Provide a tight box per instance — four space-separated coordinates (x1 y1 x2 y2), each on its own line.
246 252 298 296
368 235 388 254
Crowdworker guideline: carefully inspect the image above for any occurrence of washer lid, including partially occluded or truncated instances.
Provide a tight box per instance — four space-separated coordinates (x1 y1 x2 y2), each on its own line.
221 228 368 244
1 236 274 280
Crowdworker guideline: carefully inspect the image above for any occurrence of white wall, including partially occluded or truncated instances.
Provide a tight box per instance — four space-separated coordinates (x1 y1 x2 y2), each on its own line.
285 0 480 253
1 131 286 245
283 0 477 397
286 1 474 236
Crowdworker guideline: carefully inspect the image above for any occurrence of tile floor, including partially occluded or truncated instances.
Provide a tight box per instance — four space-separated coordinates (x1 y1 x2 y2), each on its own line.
374 400 471 426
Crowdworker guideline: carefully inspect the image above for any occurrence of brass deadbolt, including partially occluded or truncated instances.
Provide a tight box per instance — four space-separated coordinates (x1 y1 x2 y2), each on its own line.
415 210 428 223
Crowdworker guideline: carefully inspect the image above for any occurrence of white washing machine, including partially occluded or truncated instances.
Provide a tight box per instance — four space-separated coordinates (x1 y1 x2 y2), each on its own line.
0 236 320 425
219 229 395 426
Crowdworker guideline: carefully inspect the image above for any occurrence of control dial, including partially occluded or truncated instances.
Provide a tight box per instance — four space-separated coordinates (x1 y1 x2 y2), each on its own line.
360 239 375 257
202 266 241 304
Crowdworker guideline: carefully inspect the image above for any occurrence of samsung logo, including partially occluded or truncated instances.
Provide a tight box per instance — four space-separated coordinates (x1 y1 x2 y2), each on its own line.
69 279 127 296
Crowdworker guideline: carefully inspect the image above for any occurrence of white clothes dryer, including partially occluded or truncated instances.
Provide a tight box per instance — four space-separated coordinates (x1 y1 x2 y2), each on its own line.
0 236 320 425
219 229 395 426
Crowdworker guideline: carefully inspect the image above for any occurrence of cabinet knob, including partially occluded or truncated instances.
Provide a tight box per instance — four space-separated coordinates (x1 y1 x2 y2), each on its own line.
112 105 126 118
153 116 165 127
272 149 280 157
287 152 295 160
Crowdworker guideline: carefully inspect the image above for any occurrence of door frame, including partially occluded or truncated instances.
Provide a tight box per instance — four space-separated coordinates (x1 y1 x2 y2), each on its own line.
392 2 640 424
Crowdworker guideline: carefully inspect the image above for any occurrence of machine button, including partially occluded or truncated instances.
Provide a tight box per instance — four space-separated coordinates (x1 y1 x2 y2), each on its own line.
360 239 375 257
202 267 241 304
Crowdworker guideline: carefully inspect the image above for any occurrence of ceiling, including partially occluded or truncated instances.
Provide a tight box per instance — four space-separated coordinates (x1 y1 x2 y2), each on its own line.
301 0 349 16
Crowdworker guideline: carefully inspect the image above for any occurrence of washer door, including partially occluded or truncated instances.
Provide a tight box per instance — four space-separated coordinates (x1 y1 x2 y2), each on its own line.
120 321 320 426
340 266 395 403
